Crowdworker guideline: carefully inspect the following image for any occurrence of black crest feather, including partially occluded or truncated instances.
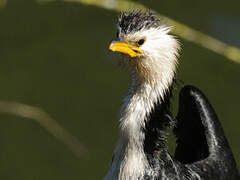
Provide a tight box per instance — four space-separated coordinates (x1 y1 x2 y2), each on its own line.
118 11 159 35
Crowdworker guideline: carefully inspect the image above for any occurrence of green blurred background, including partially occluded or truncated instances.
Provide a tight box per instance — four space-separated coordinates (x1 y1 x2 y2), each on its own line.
0 0 239 179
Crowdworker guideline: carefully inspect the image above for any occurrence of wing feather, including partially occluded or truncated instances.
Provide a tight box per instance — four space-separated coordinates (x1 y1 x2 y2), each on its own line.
174 85 239 179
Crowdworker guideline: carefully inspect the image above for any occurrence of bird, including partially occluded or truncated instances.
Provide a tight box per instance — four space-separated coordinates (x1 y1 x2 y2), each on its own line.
104 11 240 180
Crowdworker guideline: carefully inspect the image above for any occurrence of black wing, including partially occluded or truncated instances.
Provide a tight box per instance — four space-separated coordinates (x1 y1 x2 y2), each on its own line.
174 85 239 179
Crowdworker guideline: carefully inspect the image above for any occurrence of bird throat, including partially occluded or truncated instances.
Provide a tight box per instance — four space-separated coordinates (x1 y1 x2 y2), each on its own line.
104 75 174 180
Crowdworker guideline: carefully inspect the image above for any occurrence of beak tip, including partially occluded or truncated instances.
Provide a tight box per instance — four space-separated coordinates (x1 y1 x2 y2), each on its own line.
109 42 116 52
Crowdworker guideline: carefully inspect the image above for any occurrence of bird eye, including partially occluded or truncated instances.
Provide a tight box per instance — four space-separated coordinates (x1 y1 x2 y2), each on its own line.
137 38 145 46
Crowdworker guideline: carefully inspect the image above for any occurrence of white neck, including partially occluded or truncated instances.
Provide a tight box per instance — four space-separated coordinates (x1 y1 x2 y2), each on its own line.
104 73 174 180
104 30 179 179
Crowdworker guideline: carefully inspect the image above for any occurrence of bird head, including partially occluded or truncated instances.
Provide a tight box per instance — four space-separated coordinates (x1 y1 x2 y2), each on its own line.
109 11 180 88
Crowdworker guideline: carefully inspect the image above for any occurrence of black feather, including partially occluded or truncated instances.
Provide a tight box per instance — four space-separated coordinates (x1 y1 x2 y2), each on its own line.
118 11 159 35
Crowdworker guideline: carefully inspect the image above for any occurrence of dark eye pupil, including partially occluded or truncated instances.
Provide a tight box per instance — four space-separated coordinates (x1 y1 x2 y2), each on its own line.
137 39 145 45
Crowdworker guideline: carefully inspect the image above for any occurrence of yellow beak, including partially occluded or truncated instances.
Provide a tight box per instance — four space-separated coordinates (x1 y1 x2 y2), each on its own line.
109 42 143 58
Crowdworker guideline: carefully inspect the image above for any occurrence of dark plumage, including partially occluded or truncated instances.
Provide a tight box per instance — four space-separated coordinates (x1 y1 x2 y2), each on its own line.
118 11 159 35
143 85 240 179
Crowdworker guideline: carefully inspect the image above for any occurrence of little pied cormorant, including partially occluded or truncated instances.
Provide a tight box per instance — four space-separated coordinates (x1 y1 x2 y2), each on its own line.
104 11 240 180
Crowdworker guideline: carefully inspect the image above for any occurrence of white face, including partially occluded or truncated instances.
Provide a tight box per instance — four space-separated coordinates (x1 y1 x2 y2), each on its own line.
115 26 180 85
126 27 179 59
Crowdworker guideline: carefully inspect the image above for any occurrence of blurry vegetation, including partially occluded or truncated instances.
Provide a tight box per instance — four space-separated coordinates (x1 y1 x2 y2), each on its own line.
0 0 7 7
0 101 86 158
